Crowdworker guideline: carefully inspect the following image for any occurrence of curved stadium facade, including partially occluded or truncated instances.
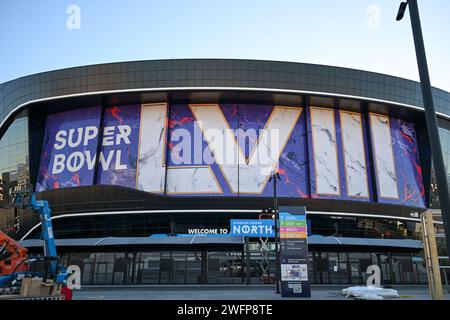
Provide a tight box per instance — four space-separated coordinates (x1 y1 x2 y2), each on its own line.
1 59 450 285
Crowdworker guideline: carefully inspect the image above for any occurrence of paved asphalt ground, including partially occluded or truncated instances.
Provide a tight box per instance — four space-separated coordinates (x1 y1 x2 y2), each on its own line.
72 285 450 300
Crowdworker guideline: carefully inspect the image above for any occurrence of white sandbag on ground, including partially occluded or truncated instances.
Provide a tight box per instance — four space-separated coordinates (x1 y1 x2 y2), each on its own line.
342 286 400 300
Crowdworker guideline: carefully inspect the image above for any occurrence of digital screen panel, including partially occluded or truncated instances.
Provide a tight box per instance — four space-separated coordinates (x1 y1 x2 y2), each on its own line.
36 106 101 191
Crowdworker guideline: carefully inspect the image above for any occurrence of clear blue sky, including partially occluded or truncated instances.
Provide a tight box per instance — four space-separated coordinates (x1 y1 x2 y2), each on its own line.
1 0 449 91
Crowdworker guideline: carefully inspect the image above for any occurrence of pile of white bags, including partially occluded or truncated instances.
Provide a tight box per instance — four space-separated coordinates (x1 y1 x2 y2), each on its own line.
342 286 400 300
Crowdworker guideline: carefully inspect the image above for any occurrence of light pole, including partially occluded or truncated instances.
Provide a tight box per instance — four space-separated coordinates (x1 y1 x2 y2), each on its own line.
269 171 281 294
396 0 450 260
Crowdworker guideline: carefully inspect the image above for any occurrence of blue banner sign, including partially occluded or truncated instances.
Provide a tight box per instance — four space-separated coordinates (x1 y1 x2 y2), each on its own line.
230 219 275 237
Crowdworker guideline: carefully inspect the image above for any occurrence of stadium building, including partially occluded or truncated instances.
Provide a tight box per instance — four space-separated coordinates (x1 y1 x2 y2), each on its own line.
1 59 449 286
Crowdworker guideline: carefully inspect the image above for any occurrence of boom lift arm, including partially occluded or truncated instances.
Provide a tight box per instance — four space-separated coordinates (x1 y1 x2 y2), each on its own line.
11 191 59 276
29 194 58 275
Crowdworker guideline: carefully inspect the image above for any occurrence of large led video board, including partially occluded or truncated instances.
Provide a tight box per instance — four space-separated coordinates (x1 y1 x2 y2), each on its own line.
35 103 427 208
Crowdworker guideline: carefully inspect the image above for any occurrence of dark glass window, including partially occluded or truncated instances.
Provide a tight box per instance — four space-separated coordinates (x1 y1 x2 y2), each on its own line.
0 112 29 206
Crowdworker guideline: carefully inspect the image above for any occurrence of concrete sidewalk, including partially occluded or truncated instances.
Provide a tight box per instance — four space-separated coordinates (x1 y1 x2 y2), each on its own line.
72 285 450 300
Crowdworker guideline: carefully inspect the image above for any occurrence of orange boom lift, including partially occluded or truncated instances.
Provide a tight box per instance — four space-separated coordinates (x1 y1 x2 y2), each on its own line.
0 231 28 277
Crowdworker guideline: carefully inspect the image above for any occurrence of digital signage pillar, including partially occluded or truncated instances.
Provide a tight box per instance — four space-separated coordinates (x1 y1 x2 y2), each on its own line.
278 206 311 298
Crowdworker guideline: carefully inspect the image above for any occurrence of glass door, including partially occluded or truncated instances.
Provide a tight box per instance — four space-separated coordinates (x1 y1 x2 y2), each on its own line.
172 252 187 284
313 252 330 284
335 252 350 284
138 252 160 284
186 252 202 284
348 253 371 285
93 262 112 284
374 253 393 285
81 262 94 285
328 252 341 284
208 251 243 284
92 252 115 285
159 252 173 284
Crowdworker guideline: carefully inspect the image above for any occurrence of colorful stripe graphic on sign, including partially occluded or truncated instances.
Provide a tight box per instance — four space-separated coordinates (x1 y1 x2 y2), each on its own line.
280 226 307 233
